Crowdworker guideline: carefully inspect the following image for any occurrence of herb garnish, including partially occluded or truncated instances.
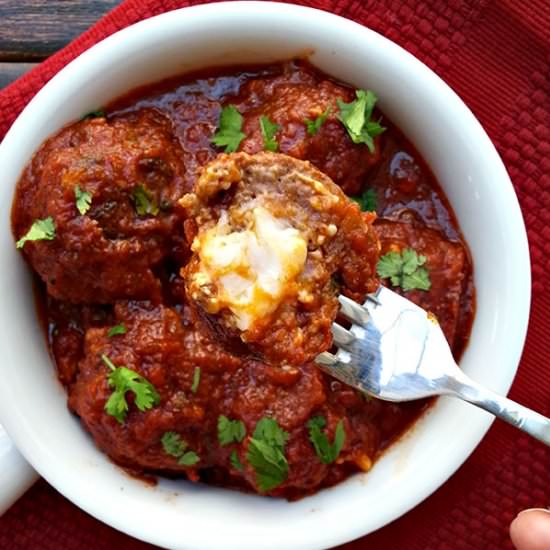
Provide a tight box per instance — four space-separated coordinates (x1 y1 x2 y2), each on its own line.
337 89 385 153
246 417 289 492
101 354 160 423
191 366 201 394
377 248 431 291
81 110 105 120
74 185 92 215
132 185 159 217
260 115 280 152
218 415 246 446
304 106 331 136
230 449 244 471
161 431 200 466
107 324 126 338
351 187 377 212
211 105 246 153
16 217 56 249
307 416 345 464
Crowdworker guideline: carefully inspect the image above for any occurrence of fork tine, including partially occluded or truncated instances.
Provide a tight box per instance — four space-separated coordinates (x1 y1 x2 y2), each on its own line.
367 288 382 306
315 355 359 389
338 295 369 326
331 322 355 347
315 351 338 366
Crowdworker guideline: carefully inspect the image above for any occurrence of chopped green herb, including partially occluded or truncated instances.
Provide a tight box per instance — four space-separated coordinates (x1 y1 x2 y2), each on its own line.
337 89 385 153
16 217 56 249
377 248 431 291
211 105 246 153
178 451 200 466
132 185 159 217
304 106 331 136
162 431 187 457
260 115 280 152
246 417 289 492
107 324 126 338
191 366 201 394
74 185 92 215
351 187 377 212
307 416 345 464
102 354 160 423
230 449 244 471
81 110 105 120
161 431 200 466
218 415 246 446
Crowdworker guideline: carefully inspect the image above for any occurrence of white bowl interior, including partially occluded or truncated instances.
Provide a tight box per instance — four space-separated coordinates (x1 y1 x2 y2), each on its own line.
0 3 530 549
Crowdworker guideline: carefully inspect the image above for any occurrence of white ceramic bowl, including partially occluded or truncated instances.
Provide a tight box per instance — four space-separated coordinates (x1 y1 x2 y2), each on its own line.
0 2 530 548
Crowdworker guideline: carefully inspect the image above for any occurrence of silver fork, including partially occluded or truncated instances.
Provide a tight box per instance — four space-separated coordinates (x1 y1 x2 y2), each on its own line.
316 286 550 446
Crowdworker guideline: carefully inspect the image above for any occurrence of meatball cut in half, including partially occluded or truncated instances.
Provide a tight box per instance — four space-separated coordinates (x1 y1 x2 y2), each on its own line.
180 152 380 365
12 109 187 303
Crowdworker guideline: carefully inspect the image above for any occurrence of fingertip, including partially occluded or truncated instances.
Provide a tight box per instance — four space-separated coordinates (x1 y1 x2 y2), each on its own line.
510 509 550 550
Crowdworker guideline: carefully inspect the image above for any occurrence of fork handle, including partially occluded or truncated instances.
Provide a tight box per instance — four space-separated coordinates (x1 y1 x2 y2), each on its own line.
447 373 550 446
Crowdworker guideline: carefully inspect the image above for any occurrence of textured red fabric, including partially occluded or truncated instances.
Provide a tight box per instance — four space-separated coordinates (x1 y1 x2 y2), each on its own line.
0 1 548 548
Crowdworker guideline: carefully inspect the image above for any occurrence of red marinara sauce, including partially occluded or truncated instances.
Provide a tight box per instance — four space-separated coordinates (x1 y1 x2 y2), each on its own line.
13 60 474 499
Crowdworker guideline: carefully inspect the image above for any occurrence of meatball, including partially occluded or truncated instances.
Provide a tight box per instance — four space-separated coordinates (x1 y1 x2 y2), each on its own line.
12 109 188 303
235 63 381 195
69 301 377 495
374 218 468 347
69 302 223 474
180 152 380 365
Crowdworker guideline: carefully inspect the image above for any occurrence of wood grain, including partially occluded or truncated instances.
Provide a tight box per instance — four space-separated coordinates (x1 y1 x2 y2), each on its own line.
0 0 120 61
0 62 36 88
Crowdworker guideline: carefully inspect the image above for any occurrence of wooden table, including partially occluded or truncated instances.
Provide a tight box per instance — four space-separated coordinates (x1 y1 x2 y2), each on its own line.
0 0 121 90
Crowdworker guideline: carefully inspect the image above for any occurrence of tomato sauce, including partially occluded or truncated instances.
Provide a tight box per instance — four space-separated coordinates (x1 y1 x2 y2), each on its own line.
14 60 474 498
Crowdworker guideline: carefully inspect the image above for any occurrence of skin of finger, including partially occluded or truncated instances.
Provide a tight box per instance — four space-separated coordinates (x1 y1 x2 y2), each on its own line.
510 509 550 550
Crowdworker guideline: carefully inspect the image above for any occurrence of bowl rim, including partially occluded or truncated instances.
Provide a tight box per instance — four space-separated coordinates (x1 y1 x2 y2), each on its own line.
0 2 531 548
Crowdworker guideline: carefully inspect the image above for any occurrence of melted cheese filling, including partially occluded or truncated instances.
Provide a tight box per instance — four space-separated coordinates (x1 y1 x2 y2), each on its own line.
192 206 307 330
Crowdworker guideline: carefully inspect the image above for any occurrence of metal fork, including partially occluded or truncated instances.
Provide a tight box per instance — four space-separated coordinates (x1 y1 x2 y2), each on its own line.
316 286 550 446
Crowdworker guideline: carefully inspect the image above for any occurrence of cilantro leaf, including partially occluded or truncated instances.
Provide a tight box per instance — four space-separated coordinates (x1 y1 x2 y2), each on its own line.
16 217 56 249
161 431 200 466
191 366 201 394
351 187 377 212
230 449 244 471
377 248 431 291
260 115 280 152
82 110 105 120
402 268 431 292
401 248 426 276
218 415 246 446
162 431 188 457
178 451 200 466
102 354 160 423
74 185 92 215
247 439 287 492
304 106 331 136
377 251 402 286
307 416 345 464
132 185 159 217
211 105 246 153
337 89 385 153
107 324 126 338
246 417 289 492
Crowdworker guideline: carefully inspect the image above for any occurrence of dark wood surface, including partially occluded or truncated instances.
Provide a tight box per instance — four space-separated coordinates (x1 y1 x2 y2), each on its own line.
0 0 120 89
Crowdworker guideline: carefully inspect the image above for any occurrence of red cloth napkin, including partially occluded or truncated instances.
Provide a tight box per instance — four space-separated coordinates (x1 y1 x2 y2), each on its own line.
1 1 548 548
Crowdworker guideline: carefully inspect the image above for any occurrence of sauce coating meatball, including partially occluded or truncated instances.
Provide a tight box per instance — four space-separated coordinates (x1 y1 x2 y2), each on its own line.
235 65 381 195
68 301 391 495
374 218 467 347
12 109 188 303
180 152 380 365
12 60 475 500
